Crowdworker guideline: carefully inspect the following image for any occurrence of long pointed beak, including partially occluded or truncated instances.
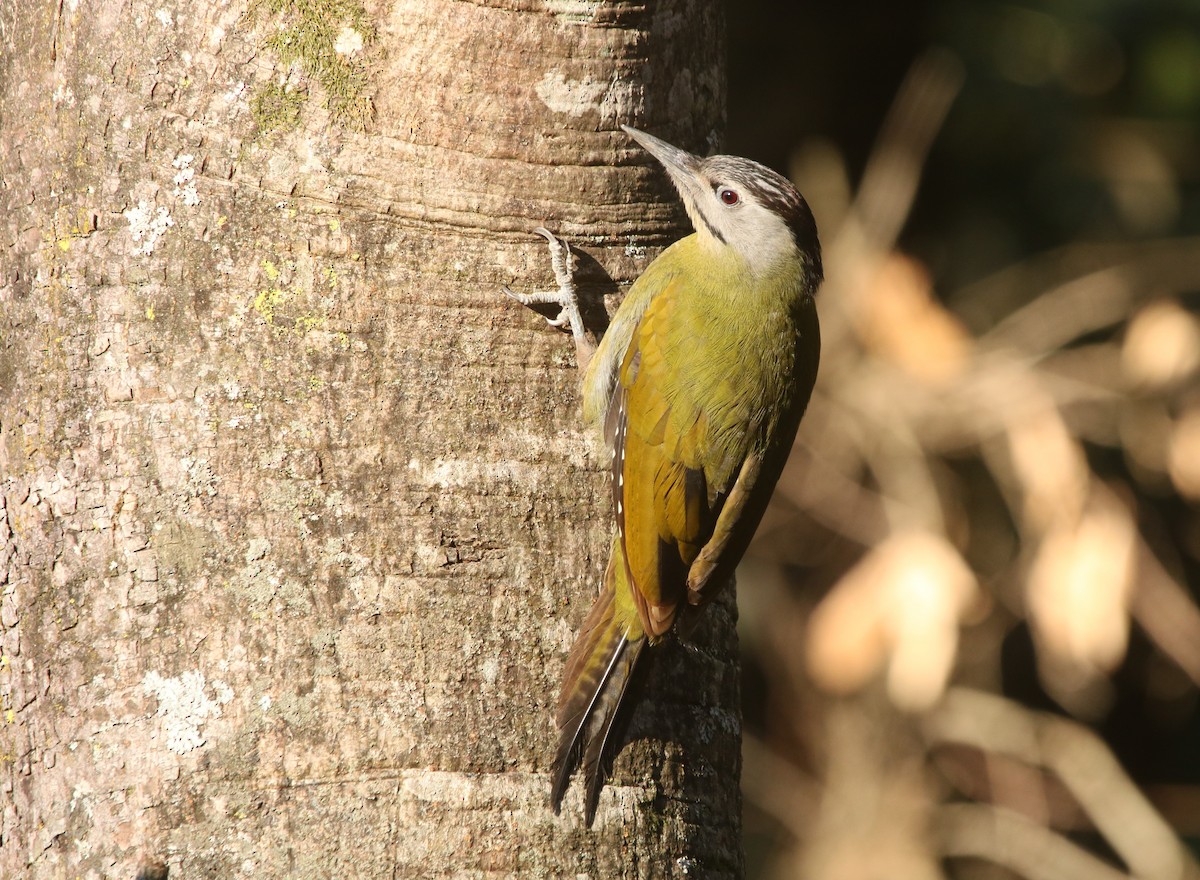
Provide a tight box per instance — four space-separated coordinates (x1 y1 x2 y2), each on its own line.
621 125 705 203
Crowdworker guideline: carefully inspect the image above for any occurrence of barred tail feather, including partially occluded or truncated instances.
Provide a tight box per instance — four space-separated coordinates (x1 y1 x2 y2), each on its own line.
550 556 646 824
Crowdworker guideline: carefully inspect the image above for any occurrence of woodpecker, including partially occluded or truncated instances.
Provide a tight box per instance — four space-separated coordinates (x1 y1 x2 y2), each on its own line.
508 125 822 825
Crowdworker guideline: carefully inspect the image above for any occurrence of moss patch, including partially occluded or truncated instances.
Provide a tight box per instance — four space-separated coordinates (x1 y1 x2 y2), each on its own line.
248 0 377 131
250 82 306 136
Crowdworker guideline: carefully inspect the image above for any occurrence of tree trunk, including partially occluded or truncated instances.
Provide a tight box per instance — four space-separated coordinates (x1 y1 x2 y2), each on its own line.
0 0 738 877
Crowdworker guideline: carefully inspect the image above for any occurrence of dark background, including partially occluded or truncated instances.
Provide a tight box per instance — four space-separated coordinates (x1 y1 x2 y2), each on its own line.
727 2 1200 876
729 0 1200 289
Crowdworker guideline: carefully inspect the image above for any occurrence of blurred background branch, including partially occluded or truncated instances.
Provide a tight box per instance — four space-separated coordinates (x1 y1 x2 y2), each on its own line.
728 2 1200 876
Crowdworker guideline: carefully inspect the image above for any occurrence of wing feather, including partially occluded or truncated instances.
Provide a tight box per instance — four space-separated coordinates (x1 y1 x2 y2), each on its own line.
606 270 821 638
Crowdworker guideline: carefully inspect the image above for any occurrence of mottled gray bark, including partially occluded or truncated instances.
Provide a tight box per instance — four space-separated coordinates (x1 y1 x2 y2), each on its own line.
1 0 738 877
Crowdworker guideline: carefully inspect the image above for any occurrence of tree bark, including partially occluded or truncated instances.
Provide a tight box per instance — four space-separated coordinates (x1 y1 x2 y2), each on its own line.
0 0 737 877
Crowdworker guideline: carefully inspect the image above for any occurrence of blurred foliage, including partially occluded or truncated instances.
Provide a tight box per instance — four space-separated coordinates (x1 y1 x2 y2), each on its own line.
727 2 1200 879
730 0 1200 290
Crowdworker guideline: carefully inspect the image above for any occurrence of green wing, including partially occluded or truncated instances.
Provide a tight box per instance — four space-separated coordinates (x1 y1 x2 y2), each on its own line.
609 273 820 639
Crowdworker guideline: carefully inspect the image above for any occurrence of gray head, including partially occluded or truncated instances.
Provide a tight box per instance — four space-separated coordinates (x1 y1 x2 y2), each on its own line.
622 125 821 282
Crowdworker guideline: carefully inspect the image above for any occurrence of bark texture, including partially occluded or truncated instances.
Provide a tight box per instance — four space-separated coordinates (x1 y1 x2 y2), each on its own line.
0 0 737 877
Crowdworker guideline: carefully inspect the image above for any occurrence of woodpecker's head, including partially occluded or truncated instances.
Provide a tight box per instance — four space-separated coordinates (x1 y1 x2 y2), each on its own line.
623 125 821 283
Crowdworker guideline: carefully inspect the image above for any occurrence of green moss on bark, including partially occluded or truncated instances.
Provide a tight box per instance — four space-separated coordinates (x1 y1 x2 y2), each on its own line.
248 0 377 130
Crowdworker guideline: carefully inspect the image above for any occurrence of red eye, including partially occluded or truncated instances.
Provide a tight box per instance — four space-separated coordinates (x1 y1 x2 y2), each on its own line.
719 187 739 206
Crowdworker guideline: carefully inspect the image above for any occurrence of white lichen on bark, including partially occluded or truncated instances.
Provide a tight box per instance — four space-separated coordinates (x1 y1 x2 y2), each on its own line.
142 670 232 755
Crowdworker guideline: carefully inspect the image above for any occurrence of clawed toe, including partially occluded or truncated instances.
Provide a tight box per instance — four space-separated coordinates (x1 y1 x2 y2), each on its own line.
505 227 596 369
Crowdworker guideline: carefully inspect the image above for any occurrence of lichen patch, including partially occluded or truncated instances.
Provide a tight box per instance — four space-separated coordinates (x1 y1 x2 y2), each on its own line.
142 670 233 754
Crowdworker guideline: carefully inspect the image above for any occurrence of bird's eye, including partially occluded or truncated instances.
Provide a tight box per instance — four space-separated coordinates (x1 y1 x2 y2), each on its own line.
718 187 740 206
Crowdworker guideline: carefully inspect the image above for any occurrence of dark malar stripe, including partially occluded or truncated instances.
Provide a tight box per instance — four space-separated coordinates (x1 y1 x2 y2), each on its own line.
696 210 727 244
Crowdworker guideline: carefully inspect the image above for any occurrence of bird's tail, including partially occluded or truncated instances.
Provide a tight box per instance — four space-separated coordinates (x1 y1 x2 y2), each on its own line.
550 541 646 825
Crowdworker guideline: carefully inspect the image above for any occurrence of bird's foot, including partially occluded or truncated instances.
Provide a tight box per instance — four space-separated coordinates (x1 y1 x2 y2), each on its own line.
505 227 594 368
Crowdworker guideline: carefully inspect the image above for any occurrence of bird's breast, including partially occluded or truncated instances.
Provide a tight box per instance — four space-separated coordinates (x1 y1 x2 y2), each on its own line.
658 269 808 488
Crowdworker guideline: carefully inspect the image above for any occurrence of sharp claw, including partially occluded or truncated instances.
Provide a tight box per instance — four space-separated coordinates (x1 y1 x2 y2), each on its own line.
532 228 575 285
503 285 535 307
